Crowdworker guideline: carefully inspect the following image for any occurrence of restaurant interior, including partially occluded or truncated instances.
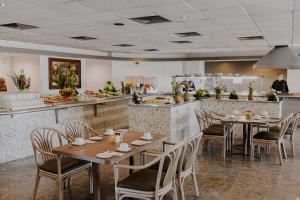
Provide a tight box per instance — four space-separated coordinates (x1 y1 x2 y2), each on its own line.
1 0 300 200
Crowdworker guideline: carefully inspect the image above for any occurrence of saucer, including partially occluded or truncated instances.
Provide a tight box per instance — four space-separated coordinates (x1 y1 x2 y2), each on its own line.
140 136 153 141
116 147 132 152
104 132 114 136
131 140 151 146
96 151 113 159
71 142 86 146
89 136 103 141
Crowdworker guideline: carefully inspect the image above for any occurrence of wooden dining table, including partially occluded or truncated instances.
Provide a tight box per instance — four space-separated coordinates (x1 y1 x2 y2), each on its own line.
53 131 169 200
221 115 271 159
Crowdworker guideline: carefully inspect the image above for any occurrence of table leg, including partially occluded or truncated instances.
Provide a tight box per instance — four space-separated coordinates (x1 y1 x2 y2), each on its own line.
92 163 101 200
129 156 134 175
243 124 248 159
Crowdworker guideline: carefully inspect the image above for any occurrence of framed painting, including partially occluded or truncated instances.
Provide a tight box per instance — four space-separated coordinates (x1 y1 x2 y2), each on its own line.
48 57 81 89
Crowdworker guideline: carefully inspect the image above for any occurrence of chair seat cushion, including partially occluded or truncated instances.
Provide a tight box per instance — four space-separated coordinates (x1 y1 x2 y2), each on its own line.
203 126 224 136
40 157 89 174
118 169 165 191
253 131 280 140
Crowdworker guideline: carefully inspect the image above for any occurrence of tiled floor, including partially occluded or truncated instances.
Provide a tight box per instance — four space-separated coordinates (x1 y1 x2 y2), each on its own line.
1 131 300 200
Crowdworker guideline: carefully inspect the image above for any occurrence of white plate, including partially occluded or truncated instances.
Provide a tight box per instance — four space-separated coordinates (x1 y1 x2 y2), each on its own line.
116 147 132 152
89 136 103 141
96 151 113 159
140 136 153 141
131 140 151 146
71 142 86 146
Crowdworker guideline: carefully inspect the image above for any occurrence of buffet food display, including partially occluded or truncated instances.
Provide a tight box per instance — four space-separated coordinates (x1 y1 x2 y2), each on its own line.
0 92 45 110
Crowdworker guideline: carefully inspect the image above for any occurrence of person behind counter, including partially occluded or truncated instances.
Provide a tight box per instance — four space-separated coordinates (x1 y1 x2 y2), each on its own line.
271 73 289 93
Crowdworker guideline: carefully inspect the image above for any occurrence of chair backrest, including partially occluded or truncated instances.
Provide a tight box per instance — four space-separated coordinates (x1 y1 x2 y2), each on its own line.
156 141 184 190
279 114 294 139
195 110 209 131
289 112 300 138
30 127 65 166
178 133 203 174
66 121 93 141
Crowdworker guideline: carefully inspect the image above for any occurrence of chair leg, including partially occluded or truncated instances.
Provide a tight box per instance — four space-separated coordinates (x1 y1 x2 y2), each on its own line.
222 141 226 158
178 177 185 200
277 143 283 165
33 171 41 200
250 142 255 161
57 178 64 200
89 167 93 194
281 142 287 159
172 182 179 200
191 172 199 197
290 138 295 157
266 145 270 155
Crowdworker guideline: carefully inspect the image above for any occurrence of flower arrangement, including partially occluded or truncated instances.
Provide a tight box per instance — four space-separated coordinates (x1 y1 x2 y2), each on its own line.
9 69 30 91
194 89 211 99
214 82 223 99
181 81 192 101
267 89 278 101
55 68 78 97
229 90 239 100
248 81 255 101
132 91 143 104
171 81 182 103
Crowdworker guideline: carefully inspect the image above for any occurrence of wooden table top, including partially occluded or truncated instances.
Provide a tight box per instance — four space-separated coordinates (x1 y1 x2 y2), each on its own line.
221 115 271 125
53 131 168 165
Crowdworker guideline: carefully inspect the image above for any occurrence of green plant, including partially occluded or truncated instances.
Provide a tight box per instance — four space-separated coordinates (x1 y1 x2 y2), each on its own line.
171 81 182 95
103 81 117 92
194 89 211 99
214 82 223 94
229 90 239 100
267 89 278 101
9 69 30 91
132 91 143 104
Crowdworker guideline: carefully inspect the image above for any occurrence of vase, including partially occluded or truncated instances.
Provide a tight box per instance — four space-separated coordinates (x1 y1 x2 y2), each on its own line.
248 93 253 101
216 93 221 100
174 95 182 104
183 92 190 102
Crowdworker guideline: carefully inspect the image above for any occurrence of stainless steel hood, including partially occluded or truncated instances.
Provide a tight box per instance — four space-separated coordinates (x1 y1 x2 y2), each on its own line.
254 45 300 69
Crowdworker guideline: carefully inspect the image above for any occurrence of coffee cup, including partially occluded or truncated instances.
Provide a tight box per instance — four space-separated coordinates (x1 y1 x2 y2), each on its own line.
119 143 129 151
106 129 114 135
144 132 152 139
261 111 268 116
75 137 84 145
233 110 239 115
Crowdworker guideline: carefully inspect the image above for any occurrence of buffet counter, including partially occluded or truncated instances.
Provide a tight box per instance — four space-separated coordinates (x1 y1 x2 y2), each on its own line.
128 98 283 142
0 96 132 163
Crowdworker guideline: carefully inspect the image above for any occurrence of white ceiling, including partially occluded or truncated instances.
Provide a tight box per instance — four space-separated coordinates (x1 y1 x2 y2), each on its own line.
0 0 299 57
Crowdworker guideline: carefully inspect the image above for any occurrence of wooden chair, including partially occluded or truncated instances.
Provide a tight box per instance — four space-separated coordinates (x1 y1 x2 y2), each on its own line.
30 127 93 200
143 133 203 200
269 112 300 157
250 114 294 165
195 109 230 158
113 141 184 200
65 121 102 142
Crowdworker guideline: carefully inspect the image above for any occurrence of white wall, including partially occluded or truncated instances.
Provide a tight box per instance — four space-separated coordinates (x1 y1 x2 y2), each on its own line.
112 61 184 93
287 69 300 93
183 61 205 75
86 59 112 91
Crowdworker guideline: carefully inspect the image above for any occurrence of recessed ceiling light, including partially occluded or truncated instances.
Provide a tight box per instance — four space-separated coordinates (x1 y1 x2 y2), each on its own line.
238 36 264 40
175 32 201 37
170 40 193 44
0 23 38 30
144 49 159 52
130 15 171 25
112 44 134 47
70 36 97 41
114 23 124 26
0 3 5 7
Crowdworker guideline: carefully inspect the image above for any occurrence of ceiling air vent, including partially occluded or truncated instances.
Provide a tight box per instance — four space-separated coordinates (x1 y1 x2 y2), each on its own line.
70 36 97 40
130 15 171 25
174 32 201 37
170 41 193 44
112 44 135 47
144 49 159 51
239 36 264 40
0 23 38 30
